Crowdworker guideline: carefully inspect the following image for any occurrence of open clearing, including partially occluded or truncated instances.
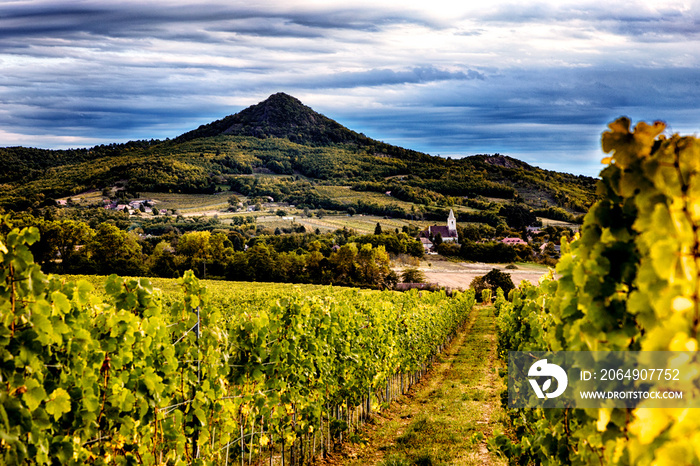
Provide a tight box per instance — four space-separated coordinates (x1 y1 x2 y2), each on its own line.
395 259 552 290
140 191 231 215
292 214 435 234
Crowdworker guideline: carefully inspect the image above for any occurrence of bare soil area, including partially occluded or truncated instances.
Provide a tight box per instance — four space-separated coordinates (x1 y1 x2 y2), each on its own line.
395 259 553 291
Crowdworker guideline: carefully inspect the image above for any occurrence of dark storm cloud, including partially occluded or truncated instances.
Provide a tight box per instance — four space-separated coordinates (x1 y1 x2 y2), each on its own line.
0 2 433 43
323 64 700 175
295 67 485 90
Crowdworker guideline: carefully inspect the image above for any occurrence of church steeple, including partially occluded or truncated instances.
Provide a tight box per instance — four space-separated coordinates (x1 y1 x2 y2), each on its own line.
447 209 456 233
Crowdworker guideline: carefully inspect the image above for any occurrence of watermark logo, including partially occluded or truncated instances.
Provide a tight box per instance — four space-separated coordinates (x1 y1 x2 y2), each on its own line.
510 351 697 408
528 359 568 399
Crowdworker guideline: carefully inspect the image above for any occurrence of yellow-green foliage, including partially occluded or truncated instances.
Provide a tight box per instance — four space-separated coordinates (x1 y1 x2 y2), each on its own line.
492 119 700 465
1 217 475 465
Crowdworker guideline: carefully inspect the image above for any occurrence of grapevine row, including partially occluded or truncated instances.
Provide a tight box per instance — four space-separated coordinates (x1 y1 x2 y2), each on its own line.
0 219 474 465
491 119 700 465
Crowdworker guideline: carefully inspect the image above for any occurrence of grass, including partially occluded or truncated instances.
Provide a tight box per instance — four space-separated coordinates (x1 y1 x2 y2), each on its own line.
314 185 478 214
342 305 508 466
140 191 232 213
270 213 432 235
255 218 299 230
301 214 427 234
59 274 336 306
511 262 551 271
314 186 418 210
57 189 104 206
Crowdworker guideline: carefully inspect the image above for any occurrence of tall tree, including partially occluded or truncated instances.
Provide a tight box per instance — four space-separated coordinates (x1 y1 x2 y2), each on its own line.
87 223 144 275
499 203 537 230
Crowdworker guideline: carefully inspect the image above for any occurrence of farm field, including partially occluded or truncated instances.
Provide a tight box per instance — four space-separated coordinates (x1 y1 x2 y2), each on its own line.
56 189 104 205
61 274 342 308
537 217 580 230
251 211 437 235
140 191 232 215
62 272 507 465
395 259 552 290
0 220 472 466
313 185 478 214
59 186 579 237
291 214 434 234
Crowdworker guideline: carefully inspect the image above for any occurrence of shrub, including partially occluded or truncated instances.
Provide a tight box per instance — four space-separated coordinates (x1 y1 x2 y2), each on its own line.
401 267 426 283
470 268 515 299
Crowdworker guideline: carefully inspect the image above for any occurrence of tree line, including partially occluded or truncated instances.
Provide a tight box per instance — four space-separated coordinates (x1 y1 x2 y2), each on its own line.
7 213 426 289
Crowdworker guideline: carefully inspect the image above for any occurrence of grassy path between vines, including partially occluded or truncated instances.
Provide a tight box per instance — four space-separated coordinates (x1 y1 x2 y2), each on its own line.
327 304 507 466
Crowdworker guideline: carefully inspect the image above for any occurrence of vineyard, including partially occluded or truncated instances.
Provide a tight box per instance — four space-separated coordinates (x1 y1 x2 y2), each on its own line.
3 117 699 466
0 222 475 465
490 119 700 465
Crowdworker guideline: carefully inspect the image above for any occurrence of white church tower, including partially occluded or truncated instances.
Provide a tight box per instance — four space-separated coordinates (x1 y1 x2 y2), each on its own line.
447 209 457 233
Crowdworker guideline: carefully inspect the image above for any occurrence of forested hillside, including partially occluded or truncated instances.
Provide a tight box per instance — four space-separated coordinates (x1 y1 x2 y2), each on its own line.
0 93 596 212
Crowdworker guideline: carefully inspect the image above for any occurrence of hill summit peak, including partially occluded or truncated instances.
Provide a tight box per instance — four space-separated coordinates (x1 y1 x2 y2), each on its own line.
177 92 362 145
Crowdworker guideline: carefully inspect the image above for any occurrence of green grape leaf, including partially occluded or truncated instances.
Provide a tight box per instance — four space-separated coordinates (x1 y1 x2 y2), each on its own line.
45 388 71 420
50 291 71 316
22 378 47 411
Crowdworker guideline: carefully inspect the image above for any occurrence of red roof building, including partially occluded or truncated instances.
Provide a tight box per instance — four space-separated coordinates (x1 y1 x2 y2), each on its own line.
501 237 528 246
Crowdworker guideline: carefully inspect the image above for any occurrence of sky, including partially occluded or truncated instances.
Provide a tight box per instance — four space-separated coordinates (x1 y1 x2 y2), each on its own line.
1 1 699 177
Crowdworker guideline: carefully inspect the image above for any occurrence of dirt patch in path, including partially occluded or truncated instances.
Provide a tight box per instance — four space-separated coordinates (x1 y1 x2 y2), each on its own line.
321 305 507 466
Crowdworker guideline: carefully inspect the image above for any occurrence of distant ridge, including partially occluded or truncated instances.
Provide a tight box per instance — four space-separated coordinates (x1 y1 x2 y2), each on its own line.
0 92 598 212
176 93 364 146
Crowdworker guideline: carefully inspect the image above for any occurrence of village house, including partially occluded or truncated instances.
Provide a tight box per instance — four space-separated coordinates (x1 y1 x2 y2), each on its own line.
419 237 433 251
540 242 561 256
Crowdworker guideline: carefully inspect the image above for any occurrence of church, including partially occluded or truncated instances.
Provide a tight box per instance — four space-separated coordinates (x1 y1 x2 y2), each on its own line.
419 209 459 252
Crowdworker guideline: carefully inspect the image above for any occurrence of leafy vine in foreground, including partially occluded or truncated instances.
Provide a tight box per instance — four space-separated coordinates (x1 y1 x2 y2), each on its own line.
0 216 474 464
492 118 700 465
